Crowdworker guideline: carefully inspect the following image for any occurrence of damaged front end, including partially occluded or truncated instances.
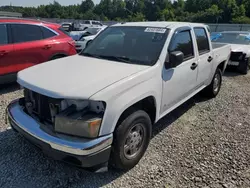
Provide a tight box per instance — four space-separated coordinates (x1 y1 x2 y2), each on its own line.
21 88 106 138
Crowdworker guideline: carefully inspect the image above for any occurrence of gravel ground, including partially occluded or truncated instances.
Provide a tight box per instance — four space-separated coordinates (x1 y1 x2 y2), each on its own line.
1 71 250 188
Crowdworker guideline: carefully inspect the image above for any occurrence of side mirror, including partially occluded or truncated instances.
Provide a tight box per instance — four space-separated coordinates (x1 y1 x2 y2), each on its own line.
165 51 184 69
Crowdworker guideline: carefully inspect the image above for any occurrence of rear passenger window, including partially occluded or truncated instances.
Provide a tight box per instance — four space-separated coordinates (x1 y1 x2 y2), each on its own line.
0 24 8 45
194 28 210 54
169 30 194 60
41 27 57 39
11 24 43 43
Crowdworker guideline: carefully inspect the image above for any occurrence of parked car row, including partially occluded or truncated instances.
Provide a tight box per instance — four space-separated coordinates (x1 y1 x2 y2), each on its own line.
74 26 107 53
60 20 104 32
6 21 232 172
0 18 77 84
70 25 107 41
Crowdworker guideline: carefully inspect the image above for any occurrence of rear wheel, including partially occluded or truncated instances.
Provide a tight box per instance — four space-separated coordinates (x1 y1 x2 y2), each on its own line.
201 68 222 98
50 54 66 61
110 110 152 170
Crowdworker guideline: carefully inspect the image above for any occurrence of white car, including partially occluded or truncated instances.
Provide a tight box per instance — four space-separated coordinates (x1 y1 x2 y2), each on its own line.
79 20 104 30
212 31 250 74
75 26 107 53
7 22 231 172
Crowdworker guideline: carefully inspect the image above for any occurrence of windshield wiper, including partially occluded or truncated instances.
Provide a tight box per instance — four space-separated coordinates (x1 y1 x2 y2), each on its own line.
81 52 101 59
81 53 141 64
98 55 134 64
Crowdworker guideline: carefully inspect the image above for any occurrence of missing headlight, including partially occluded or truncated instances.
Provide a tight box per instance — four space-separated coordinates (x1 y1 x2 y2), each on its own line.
54 100 106 138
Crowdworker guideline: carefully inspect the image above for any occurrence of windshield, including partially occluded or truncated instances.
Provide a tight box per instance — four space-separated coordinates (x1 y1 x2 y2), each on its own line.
212 32 250 45
80 26 169 66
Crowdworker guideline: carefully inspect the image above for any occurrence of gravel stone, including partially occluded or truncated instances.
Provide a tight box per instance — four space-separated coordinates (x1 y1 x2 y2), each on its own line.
1 71 250 188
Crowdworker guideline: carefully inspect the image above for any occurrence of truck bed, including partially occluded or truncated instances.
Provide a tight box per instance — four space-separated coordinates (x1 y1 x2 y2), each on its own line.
212 42 231 72
212 42 229 49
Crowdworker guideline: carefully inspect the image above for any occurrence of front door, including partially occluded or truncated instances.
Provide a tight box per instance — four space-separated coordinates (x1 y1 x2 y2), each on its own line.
161 28 198 114
10 23 48 72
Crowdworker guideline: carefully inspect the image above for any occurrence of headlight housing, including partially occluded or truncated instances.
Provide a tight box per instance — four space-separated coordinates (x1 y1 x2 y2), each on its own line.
54 100 106 138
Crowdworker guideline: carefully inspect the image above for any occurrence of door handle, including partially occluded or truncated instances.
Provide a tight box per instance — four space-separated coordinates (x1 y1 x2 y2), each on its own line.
190 63 198 70
208 56 213 62
43 45 52 49
0 50 8 56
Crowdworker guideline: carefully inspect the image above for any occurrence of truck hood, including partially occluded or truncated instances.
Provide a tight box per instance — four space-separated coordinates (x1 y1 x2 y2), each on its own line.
230 44 250 57
17 55 149 99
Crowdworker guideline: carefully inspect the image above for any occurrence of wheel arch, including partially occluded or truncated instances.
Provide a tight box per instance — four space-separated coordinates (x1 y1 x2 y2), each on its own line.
98 93 159 136
116 96 157 127
49 53 68 61
217 60 227 74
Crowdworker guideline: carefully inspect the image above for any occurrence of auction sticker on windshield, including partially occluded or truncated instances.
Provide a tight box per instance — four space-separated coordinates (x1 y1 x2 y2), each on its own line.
145 27 166 33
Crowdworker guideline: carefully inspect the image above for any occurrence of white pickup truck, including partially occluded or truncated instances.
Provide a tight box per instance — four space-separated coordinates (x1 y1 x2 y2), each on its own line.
7 22 231 172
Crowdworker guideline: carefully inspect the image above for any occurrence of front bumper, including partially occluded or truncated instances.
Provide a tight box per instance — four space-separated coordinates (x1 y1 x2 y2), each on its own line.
6 99 113 169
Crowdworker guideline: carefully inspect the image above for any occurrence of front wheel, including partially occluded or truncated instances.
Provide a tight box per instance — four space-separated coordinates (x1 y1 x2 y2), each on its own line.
201 68 222 98
110 110 152 170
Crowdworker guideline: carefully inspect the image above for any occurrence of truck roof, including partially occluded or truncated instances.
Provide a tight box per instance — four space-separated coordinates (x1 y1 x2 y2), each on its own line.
112 21 206 29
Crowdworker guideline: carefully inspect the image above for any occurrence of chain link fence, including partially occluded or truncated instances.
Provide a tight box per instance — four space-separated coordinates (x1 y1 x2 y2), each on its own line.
24 17 250 32
208 24 250 32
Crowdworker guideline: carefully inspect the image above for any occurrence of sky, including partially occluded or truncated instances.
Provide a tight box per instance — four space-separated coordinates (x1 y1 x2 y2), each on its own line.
0 0 101 7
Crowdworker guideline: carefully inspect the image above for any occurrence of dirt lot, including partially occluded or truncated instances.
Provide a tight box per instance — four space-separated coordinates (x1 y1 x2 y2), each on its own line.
1 71 250 188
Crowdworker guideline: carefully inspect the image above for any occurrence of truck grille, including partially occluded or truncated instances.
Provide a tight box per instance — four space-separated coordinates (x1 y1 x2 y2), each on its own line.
230 52 246 62
23 88 62 124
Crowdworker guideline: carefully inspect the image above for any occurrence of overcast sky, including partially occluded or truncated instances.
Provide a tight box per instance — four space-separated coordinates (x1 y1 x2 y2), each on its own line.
0 0 101 7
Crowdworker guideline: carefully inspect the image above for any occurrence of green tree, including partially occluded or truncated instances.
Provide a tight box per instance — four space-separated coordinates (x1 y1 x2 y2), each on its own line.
1 0 250 23
80 0 94 13
127 12 145 21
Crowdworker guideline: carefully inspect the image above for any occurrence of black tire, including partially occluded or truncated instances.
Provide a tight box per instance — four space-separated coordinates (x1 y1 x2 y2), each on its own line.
201 68 222 98
110 110 152 170
238 59 249 75
50 55 66 61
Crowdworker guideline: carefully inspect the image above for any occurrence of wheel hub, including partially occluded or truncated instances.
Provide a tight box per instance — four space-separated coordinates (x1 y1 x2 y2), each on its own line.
123 124 144 159
213 73 220 93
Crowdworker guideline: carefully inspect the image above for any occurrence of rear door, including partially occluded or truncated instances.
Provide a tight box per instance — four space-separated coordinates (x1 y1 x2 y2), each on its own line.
10 24 50 72
0 24 14 76
40 26 59 58
194 27 213 85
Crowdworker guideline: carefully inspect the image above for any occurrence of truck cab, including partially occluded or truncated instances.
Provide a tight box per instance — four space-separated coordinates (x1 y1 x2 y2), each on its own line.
7 22 231 172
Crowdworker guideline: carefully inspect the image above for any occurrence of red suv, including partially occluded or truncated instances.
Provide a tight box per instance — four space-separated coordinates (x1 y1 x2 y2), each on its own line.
0 18 77 84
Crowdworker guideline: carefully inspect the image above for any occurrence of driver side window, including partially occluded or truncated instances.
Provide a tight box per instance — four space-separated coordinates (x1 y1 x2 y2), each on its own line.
98 34 124 48
168 30 194 61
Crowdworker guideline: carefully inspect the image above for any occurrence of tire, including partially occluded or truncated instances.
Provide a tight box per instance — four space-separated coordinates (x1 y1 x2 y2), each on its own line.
201 68 222 98
50 55 66 61
238 59 249 75
110 110 152 170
